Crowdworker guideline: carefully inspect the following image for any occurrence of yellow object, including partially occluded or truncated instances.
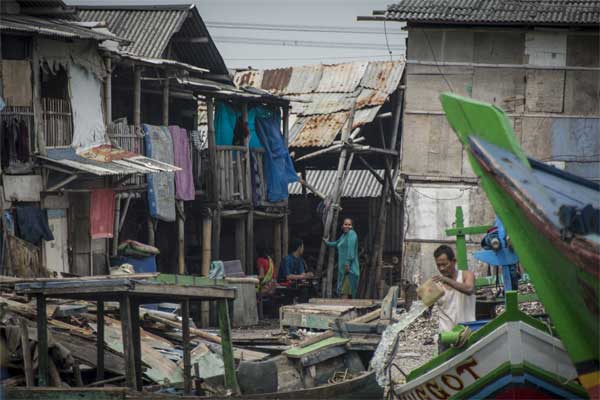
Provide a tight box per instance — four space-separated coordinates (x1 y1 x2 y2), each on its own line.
416 277 445 307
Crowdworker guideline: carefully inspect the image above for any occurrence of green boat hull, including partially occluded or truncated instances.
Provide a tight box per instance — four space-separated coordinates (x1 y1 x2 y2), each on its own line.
440 93 600 396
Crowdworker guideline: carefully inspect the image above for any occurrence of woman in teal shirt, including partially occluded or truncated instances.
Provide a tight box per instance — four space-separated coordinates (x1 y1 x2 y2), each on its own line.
324 218 360 299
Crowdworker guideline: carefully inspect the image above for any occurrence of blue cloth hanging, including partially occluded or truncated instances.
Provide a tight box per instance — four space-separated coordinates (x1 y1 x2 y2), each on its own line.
215 102 263 148
254 107 298 202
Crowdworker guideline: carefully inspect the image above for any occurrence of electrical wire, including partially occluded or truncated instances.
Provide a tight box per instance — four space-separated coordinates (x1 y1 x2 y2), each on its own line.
206 21 408 36
213 35 406 51
383 19 393 62
224 54 402 61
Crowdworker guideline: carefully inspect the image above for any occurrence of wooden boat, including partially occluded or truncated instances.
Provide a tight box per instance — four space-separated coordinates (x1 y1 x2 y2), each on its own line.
439 93 599 398
390 292 587 399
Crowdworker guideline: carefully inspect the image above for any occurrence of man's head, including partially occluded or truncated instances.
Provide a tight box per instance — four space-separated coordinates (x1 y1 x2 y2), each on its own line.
433 245 457 278
342 218 353 233
290 238 304 256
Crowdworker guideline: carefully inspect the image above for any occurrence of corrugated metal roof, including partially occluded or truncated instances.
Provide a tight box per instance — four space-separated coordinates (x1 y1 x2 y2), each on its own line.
77 5 229 77
288 169 384 198
38 146 179 176
360 61 405 94
284 64 323 94
233 60 405 148
315 61 369 93
0 14 119 42
383 0 600 26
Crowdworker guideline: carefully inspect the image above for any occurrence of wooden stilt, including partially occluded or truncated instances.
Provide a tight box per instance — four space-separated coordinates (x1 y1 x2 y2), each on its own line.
234 218 246 272
36 295 48 386
246 210 254 274
182 300 191 395
201 213 212 328
119 295 136 390
218 300 240 394
96 301 105 381
282 212 289 260
206 97 218 203
211 207 221 261
162 74 170 126
177 200 185 275
273 220 282 268
129 300 142 390
133 67 141 127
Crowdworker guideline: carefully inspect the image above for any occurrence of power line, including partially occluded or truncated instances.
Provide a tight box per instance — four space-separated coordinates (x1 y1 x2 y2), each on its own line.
224 54 403 61
213 35 406 50
205 21 407 36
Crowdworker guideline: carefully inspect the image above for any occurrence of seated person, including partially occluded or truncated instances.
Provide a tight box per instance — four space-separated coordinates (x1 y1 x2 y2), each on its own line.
278 238 313 286
256 241 277 295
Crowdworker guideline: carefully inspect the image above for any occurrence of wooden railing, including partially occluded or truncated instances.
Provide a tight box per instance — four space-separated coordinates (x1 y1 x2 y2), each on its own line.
107 123 145 186
251 148 268 205
215 145 248 203
0 104 35 156
43 98 73 147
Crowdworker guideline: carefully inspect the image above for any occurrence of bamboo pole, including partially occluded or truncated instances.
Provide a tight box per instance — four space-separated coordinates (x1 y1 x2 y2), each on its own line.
273 220 282 268
242 104 255 274
112 195 121 256
325 152 355 298
317 104 356 297
133 67 141 127
206 97 217 202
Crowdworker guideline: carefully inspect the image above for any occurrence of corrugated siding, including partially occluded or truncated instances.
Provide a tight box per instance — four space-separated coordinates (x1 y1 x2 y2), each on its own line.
384 0 600 26
234 60 405 148
288 169 384 198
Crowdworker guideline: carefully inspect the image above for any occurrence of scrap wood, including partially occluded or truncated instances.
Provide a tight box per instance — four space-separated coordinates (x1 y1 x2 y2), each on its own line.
52 331 125 375
91 317 184 384
283 337 350 358
297 330 335 348
142 312 222 344
348 309 380 324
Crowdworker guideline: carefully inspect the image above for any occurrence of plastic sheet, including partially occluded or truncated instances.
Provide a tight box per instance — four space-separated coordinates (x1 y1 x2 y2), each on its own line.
370 301 428 388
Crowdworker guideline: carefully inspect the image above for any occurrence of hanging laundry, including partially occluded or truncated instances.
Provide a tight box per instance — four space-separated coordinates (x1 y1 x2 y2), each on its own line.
15 206 54 245
168 126 195 201
90 188 115 239
254 107 298 202
143 124 176 222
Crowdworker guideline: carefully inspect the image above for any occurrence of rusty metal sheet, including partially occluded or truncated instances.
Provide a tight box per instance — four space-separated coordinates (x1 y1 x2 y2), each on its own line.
283 64 323 94
355 89 389 108
300 93 354 115
360 61 405 94
261 67 292 93
315 61 369 93
289 112 349 147
353 106 383 129
234 69 263 88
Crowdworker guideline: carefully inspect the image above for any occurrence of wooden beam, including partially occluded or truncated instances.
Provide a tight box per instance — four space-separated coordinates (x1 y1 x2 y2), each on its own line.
206 97 218 203
211 207 221 261
129 300 142 391
172 37 210 44
299 179 326 200
234 218 246 271
282 212 289 265
119 295 136 390
46 174 79 192
104 57 112 125
35 295 48 386
162 75 169 126
218 300 240 394
295 143 342 162
19 318 34 387
182 300 192 395
32 37 47 155
133 67 142 127
96 301 105 381
357 156 384 185
177 200 185 275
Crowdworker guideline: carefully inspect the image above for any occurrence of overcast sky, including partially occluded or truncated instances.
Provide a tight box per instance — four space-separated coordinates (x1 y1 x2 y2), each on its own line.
66 0 407 70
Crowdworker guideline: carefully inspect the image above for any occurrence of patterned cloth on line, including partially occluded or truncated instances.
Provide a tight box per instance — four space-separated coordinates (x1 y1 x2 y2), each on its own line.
143 124 175 222
169 125 195 201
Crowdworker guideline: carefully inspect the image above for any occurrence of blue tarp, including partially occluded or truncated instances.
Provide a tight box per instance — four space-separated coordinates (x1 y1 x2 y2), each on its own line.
254 107 298 202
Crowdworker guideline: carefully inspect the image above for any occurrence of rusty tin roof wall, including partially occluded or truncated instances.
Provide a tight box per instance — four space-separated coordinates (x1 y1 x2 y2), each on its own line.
234 60 405 148
384 0 600 26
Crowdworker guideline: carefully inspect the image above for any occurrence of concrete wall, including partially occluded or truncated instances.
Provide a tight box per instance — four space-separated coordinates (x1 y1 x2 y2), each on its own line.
400 26 600 283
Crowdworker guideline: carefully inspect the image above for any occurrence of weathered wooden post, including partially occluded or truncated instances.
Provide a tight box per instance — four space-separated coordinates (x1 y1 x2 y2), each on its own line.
36 294 48 386
32 37 46 156
218 300 240 394
182 299 192 394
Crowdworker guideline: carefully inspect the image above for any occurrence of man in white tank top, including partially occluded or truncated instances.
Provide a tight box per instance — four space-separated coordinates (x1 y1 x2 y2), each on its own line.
432 245 476 353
